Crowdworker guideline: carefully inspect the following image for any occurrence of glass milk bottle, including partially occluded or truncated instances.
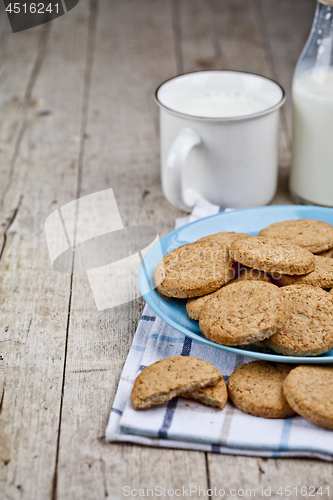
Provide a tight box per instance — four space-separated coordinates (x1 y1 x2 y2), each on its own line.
290 0 333 206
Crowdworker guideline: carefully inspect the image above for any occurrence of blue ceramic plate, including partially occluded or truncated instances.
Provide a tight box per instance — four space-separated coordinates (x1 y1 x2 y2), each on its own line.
139 205 333 363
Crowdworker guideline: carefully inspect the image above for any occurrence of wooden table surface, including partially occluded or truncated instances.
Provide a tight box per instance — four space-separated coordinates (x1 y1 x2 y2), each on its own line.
1 1 332 499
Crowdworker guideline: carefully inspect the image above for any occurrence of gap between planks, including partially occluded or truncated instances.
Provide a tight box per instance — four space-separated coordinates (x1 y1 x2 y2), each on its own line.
51 1 99 499
0 195 23 261
0 25 49 210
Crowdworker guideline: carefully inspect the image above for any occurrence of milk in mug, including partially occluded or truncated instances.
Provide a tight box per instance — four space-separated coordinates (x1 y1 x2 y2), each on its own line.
173 91 268 118
156 70 285 210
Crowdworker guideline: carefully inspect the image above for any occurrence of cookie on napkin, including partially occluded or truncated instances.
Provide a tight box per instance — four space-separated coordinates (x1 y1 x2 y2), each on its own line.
182 378 228 410
131 356 222 410
228 361 296 419
283 366 333 429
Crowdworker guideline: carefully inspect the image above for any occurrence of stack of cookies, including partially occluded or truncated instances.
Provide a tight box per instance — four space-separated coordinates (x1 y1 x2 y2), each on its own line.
131 356 333 430
154 218 333 357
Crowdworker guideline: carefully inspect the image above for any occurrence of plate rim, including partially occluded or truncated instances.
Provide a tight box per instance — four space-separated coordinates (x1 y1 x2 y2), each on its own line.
139 205 333 364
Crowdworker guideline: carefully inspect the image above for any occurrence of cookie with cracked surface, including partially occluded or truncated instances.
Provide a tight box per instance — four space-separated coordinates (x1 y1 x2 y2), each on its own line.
259 219 333 254
131 356 222 410
265 285 333 357
276 256 333 289
182 378 228 410
228 361 296 419
155 240 234 299
230 235 315 275
283 366 333 429
199 280 291 346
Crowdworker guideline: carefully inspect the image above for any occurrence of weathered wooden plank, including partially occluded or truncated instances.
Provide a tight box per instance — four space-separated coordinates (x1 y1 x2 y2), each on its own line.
79 0 183 234
0 28 47 258
0 2 90 498
207 454 333 499
56 1 208 499
180 0 272 76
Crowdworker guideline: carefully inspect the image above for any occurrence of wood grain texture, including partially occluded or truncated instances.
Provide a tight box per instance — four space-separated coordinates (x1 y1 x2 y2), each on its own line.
0 1 90 498
0 1 329 499
0 28 47 259
207 454 333 499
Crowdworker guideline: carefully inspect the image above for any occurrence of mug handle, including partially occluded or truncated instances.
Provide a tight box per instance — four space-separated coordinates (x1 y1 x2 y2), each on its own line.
164 127 201 212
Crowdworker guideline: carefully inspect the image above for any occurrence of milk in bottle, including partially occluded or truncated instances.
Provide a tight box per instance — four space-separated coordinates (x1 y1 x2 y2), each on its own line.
290 0 333 206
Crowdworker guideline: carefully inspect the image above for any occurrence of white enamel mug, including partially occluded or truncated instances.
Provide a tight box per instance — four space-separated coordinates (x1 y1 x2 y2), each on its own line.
155 71 286 212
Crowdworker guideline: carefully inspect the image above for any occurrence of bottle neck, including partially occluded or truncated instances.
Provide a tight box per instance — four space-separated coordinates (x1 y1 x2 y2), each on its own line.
312 1 333 33
293 1 333 81
308 1 333 70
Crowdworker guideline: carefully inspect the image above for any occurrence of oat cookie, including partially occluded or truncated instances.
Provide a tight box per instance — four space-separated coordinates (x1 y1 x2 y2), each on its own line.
228 361 296 419
131 356 222 410
186 267 272 320
259 219 333 254
186 289 222 321
317 247 333 258
199 281 290 346
265 285 333 357
230 235 315 275
182 379 228 409
233 266 272 283
155 239 234 298
198 231 247 248
283 366 333 429
277 256 333 288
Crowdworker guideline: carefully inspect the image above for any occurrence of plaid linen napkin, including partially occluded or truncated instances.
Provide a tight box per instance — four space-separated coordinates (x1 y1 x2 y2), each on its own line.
106 199 333 461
